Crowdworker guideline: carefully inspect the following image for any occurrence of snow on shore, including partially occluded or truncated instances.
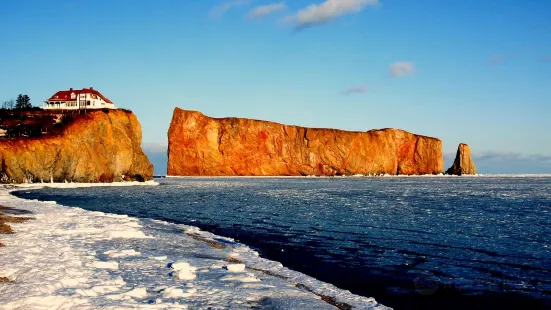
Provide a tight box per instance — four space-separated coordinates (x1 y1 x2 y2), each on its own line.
12 180 160 189
0 183 389 309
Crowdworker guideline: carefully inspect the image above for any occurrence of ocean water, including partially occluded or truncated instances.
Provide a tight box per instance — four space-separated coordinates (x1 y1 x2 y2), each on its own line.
15 176 551 309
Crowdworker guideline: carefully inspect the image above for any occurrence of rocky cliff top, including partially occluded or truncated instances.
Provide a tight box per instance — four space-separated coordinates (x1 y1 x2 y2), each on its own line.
0 109 153 183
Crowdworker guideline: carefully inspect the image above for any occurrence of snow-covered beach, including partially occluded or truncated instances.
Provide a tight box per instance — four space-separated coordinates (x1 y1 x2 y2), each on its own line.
0 183 388 310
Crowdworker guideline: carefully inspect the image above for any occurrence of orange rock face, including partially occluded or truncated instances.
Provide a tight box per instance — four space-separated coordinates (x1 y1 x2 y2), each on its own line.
168 108 444 176
446 143 477 175
0 110 153 183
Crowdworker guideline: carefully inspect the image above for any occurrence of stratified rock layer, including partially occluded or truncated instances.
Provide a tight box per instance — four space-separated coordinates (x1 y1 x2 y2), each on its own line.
168 108 444 176
446 143 477 175
0 110 153 183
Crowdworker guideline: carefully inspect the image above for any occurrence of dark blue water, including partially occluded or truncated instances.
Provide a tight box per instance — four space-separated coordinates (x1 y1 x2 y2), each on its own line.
15 177 551 309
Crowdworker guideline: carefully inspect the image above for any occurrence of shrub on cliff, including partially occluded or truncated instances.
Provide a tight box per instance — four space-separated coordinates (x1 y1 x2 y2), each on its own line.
60 114 74 126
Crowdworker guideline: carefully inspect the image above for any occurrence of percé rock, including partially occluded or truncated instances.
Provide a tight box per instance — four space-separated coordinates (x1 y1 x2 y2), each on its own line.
0 110 153 183
167 108 444 176
446 143 477 175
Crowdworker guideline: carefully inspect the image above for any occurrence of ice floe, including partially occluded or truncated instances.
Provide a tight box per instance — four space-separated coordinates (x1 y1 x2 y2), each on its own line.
91 261 119 270
225 263 246 272
170 261 197 280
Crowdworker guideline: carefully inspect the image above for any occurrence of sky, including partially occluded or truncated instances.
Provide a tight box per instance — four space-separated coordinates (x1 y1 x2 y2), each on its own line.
1 0 550 174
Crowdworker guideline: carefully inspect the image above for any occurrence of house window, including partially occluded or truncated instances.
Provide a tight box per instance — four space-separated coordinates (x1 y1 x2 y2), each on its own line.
87 101 91 106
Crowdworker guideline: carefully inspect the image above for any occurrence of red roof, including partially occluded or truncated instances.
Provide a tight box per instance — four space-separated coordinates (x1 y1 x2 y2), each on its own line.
47 88 113 104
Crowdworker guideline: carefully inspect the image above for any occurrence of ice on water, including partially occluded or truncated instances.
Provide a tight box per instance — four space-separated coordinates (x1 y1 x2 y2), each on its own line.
0 183 388 310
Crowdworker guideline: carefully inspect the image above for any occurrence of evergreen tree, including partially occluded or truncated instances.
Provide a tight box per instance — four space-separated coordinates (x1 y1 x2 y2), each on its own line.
15 94 24 108
15 94 32 109
23 95 31 107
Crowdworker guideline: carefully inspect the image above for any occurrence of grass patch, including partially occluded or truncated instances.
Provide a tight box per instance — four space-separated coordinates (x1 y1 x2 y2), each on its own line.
186 232 226 249
0 214 32 224
0 222 14 234
247 266 287 279
0 277 14 283
227 257 242 264
295 283 353 310
0 205 33 237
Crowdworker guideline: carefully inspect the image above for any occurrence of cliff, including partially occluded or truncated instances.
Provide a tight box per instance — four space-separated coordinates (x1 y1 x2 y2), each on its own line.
168 108 444 176
0 110 153 183
446 143 477 175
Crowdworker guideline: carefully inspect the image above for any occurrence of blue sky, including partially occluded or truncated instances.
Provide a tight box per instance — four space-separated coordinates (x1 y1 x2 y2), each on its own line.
1 0 550 174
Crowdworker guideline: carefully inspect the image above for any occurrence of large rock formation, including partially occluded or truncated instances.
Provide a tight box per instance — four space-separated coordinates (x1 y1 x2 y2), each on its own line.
168 108 444 176
446 143 476 175
0 110 153 183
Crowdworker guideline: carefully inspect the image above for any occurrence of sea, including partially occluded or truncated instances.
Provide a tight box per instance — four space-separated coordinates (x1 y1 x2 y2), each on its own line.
14 176 551 310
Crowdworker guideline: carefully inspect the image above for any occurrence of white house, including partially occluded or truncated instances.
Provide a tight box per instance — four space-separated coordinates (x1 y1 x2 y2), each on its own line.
43 87 116 110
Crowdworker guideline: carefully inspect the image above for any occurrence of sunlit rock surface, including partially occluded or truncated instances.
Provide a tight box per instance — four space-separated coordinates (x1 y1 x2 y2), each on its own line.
446 143 477 175
168 108 444 176
0 110 153 183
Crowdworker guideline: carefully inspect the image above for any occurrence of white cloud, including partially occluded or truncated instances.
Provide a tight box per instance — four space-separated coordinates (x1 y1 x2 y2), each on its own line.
284 0 379 29
247 2 287 19
342 85 367 95
389 62 415 77
210 0 253 18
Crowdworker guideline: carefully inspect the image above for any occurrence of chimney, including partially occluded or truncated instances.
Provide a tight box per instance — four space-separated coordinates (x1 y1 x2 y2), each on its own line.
90 87 94 90
70 88 73 91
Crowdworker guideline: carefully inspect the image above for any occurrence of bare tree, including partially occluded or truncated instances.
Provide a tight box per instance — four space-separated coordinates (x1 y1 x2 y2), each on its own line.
2 99 15 109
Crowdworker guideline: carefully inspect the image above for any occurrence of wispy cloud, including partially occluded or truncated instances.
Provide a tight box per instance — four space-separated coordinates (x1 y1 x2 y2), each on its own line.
284 0 379 29
473 151 551 164
446 150 551 164
247 2 286 20
341 85 367 95
210 0 253 19
488 54 504 65
389 62 415 77
142 142 168 153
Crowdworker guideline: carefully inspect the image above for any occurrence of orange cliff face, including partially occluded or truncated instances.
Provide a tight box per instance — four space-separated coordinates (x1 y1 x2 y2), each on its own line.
0 110 153 183
167 108 444 176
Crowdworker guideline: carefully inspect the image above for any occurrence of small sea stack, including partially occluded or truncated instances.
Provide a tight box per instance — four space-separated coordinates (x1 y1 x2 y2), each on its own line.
446 143 477 175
